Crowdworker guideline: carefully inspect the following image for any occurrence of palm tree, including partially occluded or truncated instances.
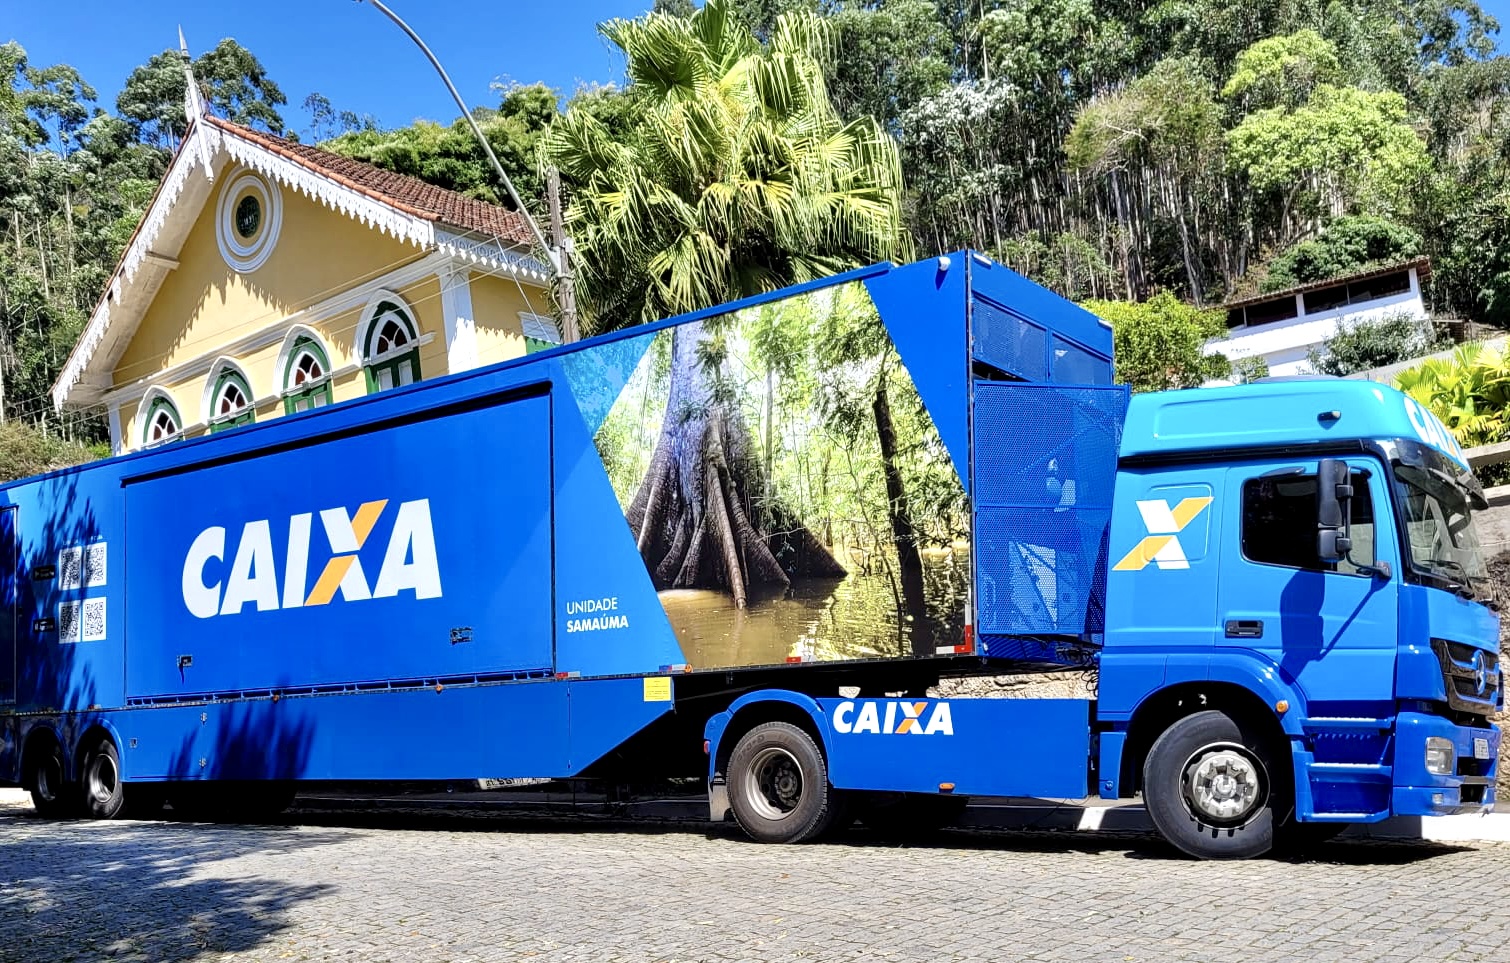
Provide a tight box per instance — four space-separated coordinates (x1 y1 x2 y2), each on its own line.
545 1 904 608
542 0 907 332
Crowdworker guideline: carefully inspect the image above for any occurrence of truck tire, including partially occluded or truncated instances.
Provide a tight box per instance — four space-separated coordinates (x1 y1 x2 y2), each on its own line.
1143 710 1282 859
728 722 842 843
25 737 78 818
81 737 127 820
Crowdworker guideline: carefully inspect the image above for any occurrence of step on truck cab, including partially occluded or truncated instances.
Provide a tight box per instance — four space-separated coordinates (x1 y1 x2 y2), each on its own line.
0 251 1497 860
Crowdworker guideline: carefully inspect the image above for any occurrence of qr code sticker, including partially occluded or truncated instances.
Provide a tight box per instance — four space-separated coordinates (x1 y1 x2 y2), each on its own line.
84 543 107 588
57 601 82 643
58 547 83 591
82 597 106 642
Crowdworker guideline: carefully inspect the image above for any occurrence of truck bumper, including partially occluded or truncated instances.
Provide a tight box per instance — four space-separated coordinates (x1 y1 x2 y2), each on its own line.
1391 712 1498 817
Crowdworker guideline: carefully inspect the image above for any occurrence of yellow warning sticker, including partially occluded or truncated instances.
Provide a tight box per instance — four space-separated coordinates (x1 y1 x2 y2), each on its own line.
643 676 672 702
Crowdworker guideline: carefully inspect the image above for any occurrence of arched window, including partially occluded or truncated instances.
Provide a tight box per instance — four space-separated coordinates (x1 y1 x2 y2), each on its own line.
361 299 422 393
283 335 334 413
208 367 255 432
141 393 181 447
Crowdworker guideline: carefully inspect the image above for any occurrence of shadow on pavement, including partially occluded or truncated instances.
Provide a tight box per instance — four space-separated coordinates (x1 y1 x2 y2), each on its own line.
0 811 340 962
242 799 1478 867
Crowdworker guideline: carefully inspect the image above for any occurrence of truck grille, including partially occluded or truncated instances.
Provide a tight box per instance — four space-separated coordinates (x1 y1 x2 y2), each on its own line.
1431 638 1501 718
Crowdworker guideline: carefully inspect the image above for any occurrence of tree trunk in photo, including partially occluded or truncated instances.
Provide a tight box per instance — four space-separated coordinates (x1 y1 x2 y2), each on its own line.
625 323 844 607
872 366 926 626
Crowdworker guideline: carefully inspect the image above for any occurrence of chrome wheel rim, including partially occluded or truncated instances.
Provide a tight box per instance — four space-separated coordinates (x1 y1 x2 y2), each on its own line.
744 747 804 821
87 752 118 806
36 755 63 804
1181 742 1266 827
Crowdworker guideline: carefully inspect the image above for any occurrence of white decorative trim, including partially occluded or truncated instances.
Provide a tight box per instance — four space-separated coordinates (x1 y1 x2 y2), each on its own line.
439 267 478 372
200 356 256 425
107 403 123 457
436 229 549 283
520 312 562 345
215 171 282 274
138 385 182 447
356 289 420 362
54 117 546 411
274 325 334 392
53 124 222 411
221 134 436 250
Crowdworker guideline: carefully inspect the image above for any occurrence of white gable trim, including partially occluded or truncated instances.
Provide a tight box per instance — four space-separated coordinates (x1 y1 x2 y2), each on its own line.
53 120 544 411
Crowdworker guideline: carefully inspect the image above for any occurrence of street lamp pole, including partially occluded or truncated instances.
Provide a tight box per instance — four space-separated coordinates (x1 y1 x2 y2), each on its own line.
354 0 578 340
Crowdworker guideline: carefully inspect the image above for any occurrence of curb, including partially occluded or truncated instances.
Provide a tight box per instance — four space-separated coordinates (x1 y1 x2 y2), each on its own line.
9 787 1510 843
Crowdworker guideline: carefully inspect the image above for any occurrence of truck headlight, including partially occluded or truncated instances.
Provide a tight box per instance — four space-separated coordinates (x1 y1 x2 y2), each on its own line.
1426 736 1455 775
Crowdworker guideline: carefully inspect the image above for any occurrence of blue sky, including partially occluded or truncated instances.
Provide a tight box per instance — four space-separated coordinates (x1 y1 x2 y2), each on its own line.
7 0 652 138
11 0 1510 140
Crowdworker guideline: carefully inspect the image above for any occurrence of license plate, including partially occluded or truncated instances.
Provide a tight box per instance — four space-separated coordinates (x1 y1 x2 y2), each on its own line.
1475 737 1491 760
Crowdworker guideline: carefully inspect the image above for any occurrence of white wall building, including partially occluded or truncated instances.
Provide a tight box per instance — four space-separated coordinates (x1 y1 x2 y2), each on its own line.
1207 257 1431 377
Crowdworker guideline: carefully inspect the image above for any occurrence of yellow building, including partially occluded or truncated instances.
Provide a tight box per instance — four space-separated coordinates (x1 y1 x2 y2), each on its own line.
52 105 559 454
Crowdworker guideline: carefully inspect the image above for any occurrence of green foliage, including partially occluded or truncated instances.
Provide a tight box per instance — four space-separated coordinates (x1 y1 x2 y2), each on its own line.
1226 85 1429 215
1395 344 1510 464
1082 292 1231 391
323 83 559 205
117 39 286 147
0 421 103 482
542 0 906 331
1262 215 1423 291
1307 311 1440 376
1221 30 1343 110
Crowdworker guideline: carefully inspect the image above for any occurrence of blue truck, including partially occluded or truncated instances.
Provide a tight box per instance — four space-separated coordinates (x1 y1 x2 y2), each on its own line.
0 251 1498 859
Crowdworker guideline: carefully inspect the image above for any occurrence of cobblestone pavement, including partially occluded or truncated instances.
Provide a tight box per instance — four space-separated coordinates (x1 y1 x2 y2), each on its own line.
4 794 1510 963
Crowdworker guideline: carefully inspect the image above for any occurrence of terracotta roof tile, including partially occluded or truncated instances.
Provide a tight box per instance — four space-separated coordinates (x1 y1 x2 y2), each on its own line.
206 116 536 248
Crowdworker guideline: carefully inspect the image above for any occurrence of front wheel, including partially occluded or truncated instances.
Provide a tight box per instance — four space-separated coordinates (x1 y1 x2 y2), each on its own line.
1143 710 1284 860
727 722 843 843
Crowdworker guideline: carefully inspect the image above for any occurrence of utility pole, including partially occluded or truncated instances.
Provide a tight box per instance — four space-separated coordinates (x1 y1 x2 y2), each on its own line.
546 167 579 343
355 0 580 341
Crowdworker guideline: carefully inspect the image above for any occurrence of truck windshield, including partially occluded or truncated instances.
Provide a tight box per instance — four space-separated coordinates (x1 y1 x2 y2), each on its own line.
1393 461 1490 596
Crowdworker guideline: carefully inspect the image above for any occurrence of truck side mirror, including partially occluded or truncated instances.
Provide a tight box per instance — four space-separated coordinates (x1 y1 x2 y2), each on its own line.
1317 458 1352 563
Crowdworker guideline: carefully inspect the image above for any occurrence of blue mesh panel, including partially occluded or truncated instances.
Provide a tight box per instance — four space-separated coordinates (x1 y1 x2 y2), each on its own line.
1052 336 1111 386
973 382 1127 637
972 296 1048 380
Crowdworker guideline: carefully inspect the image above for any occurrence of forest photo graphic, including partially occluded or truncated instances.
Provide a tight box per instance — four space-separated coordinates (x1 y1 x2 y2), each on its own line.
589 282 969 671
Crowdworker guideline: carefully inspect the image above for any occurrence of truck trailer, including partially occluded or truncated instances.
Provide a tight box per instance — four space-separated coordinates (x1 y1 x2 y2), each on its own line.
0 251 1499 859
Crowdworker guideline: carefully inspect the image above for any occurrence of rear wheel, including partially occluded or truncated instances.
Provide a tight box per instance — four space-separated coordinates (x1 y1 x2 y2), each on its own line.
80 737 126 819
25 737 78 818
728 722 843 843
1143 710 1284 860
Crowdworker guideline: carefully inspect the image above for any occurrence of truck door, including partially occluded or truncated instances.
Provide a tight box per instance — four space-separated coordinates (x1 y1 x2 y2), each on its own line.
0 508 14 703
1216 458 1401 710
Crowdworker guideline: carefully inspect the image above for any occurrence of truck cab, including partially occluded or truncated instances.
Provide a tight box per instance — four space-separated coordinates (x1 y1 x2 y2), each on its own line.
1098 378 1500 856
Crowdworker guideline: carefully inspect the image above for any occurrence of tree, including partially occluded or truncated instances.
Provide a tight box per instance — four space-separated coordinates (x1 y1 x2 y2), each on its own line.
1225 84 1430 224
301 93 375 143
547 0 904 608
655 0 698 15
1308 311 1439 376
1261 215 1423 291
1221 30 1343 111
541 0 906 330
323 82 558 207
117 39 287 147
1083 292 1231 391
